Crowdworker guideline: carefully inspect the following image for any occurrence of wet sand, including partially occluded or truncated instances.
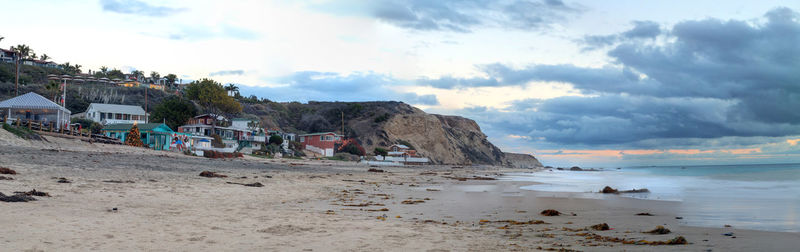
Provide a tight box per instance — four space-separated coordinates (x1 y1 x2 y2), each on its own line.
0 130 797 251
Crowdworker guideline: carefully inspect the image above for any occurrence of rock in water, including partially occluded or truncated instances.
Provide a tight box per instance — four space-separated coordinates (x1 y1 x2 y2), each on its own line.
601 186 618 193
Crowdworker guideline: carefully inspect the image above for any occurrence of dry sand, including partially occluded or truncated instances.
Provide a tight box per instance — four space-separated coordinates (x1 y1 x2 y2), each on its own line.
0 128 798 251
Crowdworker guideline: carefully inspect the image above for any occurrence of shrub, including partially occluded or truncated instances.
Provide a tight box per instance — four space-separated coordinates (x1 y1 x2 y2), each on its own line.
210 134 225 148
374 113 390 123
268 135 284 146
374 147 388 156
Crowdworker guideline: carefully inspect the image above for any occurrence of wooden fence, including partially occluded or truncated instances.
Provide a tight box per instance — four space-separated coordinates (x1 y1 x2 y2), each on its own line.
0 115 122 144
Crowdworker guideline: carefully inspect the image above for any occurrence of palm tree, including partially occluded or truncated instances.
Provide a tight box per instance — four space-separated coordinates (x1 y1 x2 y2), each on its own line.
99 66 108 76
165 73 177 89
130 70 144 81
0 36 4 44
225 83 239 96
40 54 50 61
11 44 32 59
45 81 60 102
149 71 160 84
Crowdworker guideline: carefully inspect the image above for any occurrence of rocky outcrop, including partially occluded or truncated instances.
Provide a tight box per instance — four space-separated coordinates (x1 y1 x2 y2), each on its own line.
503 153 543 168
243 101 542 166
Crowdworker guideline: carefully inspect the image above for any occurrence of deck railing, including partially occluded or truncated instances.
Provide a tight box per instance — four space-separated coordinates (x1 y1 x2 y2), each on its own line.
0 115 122 144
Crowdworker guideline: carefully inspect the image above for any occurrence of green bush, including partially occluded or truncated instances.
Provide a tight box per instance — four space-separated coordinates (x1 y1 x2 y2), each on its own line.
268 135 284 145
374 113 390 123
374 147 388 156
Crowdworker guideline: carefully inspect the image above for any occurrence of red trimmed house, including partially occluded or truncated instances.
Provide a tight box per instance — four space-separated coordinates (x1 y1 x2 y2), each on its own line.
299 132 343 157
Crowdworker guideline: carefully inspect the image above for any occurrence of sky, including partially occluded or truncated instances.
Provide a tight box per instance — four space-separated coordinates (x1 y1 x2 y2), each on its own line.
3 0 800 167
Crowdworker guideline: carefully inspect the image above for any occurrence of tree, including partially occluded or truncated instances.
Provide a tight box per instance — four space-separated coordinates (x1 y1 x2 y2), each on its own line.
45 80 60 101
149 96 198 130
11 44 32 59
108 69 125 80
374 147 388 157
149 71 160 84
224 83 239 96
185 78 242 123
39 54 50 61
99 66 108 76
165 73 177 89
126 124 144 147
269 135 283 146
130 70 144 81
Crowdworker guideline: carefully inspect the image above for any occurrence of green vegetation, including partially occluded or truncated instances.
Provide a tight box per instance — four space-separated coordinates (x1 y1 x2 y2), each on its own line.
374 147 388 156
185 79 242 120
374 113 391 123
149 96 198 130
341 143 365 156
2 123 39 140
268 135 284 146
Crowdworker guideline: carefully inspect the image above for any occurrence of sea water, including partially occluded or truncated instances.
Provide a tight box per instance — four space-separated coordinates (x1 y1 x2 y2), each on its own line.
504 163 800 232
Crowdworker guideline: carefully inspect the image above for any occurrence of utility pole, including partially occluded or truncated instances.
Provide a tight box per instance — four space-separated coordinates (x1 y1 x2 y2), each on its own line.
341 110 344 137
14 51 19 96
145 84 148 123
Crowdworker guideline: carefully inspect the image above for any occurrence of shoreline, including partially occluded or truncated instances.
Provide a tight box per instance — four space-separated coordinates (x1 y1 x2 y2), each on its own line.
1 133 798 251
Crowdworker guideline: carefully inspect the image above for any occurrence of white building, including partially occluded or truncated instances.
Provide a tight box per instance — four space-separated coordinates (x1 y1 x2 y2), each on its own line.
83 103 147 125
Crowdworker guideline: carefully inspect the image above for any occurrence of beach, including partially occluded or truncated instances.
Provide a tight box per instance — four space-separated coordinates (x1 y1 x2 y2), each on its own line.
1 132 798 251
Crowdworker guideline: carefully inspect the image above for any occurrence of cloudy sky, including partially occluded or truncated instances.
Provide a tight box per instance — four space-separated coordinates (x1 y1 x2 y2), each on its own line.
3 0 800 167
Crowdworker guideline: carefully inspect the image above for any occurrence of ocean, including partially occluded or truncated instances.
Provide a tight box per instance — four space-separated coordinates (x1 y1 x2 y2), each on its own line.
503 163 800 232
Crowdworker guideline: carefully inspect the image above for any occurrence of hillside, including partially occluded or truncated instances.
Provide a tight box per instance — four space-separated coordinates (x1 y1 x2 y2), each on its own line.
243 100 541 166
1 66 542 166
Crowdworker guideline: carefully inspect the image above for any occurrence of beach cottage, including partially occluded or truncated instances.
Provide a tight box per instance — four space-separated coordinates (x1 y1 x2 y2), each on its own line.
83 103 147 125
0 92 71 129
298 132 343 157
101 123 175 150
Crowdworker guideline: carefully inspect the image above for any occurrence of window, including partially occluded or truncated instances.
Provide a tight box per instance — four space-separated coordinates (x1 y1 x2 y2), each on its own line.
100 113 105 120
300 136 305 142
115 113 122 120
325 135 333 141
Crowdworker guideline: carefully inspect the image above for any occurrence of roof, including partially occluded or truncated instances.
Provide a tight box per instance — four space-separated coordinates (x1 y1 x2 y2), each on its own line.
0 92 71 113
391 144 410 149
87 103 145 115
298 132 342 137
231 118 256 121
101 123 174 132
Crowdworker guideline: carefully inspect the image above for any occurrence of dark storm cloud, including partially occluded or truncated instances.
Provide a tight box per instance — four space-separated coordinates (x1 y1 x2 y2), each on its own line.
100 0 186 17
370 0 580 32
426 7 800 147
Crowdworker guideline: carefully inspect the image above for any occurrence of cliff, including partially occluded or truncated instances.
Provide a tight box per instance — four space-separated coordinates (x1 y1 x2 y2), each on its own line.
243 100 541 166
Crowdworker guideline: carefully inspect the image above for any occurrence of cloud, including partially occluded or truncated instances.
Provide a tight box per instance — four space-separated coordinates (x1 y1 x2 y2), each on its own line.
210 70 245 76
369 0 580 32
579 20 662 50
239 71 438 106
166 24 259 40
425 8 800 149
100 0 186 17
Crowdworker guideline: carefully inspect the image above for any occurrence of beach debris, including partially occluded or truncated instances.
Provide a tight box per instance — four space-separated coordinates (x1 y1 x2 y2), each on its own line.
13 189 50 197
377 215 387 221
102 180 135 183
573 232 688 245
722 232 734 236
675 217 683 219
366 208 389 212
591 223 610 231
0 192 37 202
0 167 17 175
645 225 671 234
419 172 437 175
636 212 654 216
367 168 384 173
601 186 650 194
443 176 496 181
426 188 440 191
57 177 71 183
108 207 119 212
401 199 426 204
601 186 618 194
343 202 384 207
0 176 13 180
540 209 561 216
724 224 732 227
225 182 264 187
325 210 335 215
479 219 548 225
199 171 227 178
